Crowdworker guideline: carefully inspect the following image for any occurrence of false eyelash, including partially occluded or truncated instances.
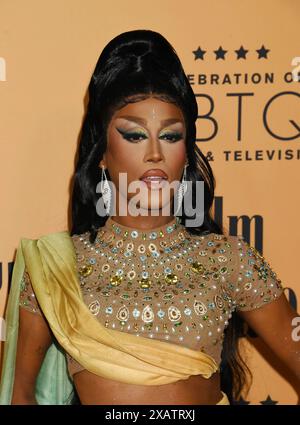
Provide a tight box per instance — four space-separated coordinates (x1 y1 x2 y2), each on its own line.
116 128 183 143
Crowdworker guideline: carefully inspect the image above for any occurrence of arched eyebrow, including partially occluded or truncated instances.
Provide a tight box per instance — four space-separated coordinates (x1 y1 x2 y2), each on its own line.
117 115 183 127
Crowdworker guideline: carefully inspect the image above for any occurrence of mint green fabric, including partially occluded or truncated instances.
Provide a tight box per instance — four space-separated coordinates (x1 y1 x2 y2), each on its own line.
0 238 75 405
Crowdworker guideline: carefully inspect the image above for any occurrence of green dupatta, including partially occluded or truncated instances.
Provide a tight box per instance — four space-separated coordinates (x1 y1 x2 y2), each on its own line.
0 234 75 405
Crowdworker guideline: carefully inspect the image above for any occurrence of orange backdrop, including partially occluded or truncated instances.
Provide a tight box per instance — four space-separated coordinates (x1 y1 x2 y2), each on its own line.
0 0 299 404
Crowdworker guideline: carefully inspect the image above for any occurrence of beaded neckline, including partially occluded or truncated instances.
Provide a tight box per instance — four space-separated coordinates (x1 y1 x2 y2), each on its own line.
97 216 182 243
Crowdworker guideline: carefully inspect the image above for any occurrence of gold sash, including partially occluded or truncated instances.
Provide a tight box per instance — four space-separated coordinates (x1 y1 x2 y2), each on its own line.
22 230 219 386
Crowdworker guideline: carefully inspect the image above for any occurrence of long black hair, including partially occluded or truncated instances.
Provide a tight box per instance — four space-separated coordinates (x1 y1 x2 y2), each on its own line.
70 29 252 403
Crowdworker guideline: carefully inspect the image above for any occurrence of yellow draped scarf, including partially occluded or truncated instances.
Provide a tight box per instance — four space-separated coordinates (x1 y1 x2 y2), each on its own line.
22 230 220 386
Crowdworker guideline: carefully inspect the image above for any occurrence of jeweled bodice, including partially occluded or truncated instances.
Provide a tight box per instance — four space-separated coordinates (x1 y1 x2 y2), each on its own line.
19 217 284 377
71 217 281 365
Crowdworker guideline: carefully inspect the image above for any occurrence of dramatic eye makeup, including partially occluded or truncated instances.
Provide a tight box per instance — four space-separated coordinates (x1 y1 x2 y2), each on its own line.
115 127 184 143
113 115 185 144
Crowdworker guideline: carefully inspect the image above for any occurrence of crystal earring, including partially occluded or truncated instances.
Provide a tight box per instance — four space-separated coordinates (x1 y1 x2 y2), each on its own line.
100 166 112 215
174 163 188 217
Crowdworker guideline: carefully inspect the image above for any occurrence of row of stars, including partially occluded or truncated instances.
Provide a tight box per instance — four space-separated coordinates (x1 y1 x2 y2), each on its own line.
193 45 270 60
233 395 278 405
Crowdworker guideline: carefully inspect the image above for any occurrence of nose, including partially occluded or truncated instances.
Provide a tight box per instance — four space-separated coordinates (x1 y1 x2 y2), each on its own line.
143 136 164 163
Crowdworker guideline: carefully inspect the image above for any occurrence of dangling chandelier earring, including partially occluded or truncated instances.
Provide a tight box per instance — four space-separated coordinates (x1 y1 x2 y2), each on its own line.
100 165 112 215
174 163 188 217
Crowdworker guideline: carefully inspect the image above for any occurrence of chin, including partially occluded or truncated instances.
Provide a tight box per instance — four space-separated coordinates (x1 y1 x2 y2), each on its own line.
140 198 173 216
140 192 170 210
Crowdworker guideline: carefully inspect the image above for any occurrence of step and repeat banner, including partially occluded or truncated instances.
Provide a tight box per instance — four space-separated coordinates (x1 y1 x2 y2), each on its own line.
0 0 299 404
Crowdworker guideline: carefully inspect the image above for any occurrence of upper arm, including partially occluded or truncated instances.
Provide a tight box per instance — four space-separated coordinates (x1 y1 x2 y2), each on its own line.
226 235 300 380
11 270 53 403
238 292 300 380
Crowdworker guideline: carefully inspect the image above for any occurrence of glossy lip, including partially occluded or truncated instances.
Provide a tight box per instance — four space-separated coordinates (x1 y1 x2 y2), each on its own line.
139 169 168 180
141 178 167 190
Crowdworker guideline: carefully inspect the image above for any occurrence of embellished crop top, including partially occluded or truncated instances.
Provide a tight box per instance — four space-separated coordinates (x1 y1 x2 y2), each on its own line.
19 217 284 380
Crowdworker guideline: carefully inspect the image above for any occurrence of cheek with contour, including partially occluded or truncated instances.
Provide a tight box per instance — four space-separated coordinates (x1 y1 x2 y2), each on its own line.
105 135 141 188
166 143 187 182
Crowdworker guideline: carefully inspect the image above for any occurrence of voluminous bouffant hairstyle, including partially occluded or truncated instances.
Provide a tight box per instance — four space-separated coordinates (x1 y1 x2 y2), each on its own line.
70 29 251 404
